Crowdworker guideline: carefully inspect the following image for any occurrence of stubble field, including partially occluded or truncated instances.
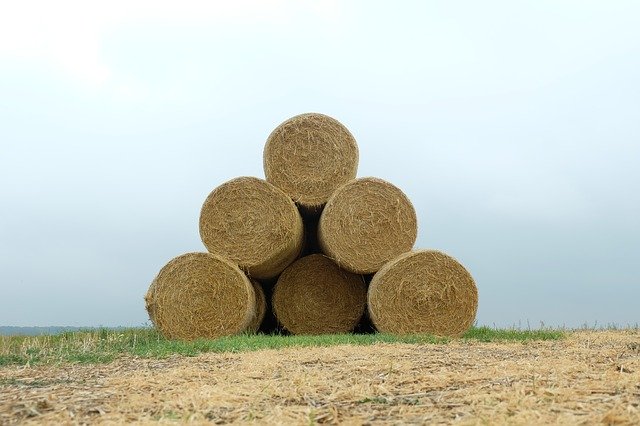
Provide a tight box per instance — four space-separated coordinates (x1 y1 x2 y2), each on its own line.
1 330 639 424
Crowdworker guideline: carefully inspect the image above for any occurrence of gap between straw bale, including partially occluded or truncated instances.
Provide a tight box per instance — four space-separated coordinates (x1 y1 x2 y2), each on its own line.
246 279 267 334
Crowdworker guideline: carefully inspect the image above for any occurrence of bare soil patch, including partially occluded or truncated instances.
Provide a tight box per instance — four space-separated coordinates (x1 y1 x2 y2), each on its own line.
1 331 639 424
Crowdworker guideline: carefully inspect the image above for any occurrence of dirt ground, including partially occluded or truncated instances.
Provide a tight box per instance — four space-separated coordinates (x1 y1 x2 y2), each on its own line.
1 331 639 425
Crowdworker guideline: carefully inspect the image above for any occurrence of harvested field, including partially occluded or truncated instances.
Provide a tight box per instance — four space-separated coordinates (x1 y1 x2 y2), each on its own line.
1 331 639 424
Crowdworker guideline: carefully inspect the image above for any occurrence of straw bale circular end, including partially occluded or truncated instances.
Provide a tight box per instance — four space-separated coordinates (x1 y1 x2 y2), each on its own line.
318 177 417 274
246 280 267 334
272 254 367 335
263 113 359 210
368 250 478 337
145 252 255 340
199 176 304 279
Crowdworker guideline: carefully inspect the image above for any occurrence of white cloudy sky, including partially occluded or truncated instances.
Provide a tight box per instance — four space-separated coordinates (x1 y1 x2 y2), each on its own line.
1 1 638 328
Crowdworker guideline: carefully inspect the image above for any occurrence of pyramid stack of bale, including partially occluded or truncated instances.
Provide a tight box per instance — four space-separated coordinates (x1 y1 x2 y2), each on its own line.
145 113 478 340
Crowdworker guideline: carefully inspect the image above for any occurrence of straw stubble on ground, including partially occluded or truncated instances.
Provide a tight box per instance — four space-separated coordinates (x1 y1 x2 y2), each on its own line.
1 331 639 424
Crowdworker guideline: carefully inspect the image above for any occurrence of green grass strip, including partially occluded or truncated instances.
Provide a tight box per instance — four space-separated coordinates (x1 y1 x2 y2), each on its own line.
0 326 563 367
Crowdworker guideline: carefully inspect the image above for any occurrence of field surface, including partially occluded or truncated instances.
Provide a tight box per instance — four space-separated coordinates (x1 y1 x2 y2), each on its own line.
1 330 639 424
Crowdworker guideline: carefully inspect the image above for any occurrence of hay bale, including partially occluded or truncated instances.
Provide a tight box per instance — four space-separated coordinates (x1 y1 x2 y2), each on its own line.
144 252 255 341
199 176 304 279
272 254 367 335
368 250 478 337
318 177 417 274
263 113 359 212
246 280 267 334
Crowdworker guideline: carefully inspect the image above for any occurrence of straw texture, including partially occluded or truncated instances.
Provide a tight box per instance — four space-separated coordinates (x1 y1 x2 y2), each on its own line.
246 280 267 334
272 254 367 335
318 177 417 274
144 252 255 341
199 176 304 279
368 250 478 337
263 113 359 212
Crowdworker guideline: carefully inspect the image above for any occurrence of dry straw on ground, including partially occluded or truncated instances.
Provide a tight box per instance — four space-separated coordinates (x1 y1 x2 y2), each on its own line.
144 252 255 340
246 280 267 334
4 332 640 424
272 254 367 335
199 176 304 279
263 113 359 213
368 250 478 337
318 177 417 274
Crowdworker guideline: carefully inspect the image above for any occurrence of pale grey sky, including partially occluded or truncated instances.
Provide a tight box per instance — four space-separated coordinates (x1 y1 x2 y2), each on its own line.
1 1 638 328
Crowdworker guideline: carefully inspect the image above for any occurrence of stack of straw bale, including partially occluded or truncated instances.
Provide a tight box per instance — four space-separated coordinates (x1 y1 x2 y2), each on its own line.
145 112 478 340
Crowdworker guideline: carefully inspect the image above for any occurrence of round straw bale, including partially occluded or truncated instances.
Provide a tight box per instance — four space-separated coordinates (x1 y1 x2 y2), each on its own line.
368 250 478 337
263 113 359 212
272 254 367 335
246 280 267 334
199 176 304 279
318 177 417 274
145 252 255 340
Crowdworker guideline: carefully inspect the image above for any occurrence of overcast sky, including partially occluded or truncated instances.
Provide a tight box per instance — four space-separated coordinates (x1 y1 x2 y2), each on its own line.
1 1 638 328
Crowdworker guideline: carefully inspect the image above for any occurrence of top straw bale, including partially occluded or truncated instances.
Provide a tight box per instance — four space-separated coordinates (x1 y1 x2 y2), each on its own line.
263 113 359 212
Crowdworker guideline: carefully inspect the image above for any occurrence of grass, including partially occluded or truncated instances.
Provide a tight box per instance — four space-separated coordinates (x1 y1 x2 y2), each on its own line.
0 326 564 367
